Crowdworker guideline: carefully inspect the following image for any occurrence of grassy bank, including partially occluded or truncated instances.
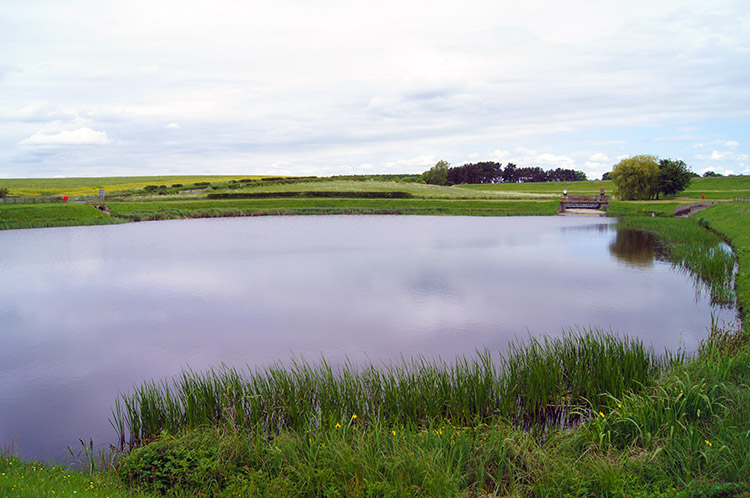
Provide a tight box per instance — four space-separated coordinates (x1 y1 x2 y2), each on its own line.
6 175 745 230
0 203 124 230
113 331 750 497
114 331 670 449
0 198 560 230
105 197 560 221
697 202 750 329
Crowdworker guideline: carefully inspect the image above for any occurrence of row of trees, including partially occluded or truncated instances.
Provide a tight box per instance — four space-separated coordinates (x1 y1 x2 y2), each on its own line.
609 155 693 200
422 155 696 200
421 161 587 186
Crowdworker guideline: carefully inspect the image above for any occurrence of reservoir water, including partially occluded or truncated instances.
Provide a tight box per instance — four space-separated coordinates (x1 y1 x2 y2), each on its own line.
0 215 735 460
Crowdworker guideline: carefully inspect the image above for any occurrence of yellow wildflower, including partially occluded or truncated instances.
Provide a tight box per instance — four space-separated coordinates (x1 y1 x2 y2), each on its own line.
335 423 341 429
351 414 357 420
392 430 396 436
705 439 713 447
599 411 605 418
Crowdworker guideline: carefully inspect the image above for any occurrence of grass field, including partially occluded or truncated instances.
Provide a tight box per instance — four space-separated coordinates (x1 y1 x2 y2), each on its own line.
461 176 750 200
212 179 556 199
459 179 614 196
104 197 560 221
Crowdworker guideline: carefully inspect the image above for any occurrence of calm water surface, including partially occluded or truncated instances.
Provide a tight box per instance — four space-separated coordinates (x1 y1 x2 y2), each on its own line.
0 215 735 460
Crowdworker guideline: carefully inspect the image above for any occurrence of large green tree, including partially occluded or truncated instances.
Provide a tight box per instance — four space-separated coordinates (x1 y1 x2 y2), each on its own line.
657 159 692 199
609 155 659 200
421 160 450 186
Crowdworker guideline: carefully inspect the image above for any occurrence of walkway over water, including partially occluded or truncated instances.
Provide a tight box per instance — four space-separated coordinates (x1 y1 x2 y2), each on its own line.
558 192 610 214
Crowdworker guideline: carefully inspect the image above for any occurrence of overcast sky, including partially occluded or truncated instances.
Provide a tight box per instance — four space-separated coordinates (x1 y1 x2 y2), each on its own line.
1 0 748 179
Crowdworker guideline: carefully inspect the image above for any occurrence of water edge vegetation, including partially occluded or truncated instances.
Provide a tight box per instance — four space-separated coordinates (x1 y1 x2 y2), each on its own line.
1 177 749 497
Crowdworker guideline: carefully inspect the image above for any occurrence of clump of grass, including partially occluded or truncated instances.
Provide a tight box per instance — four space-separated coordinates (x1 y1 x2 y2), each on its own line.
114 329 669 449
698 202 750 329
579 320 750 489
616 216 738 307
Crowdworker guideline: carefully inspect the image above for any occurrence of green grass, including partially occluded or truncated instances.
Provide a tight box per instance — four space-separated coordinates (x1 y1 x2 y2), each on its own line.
461 176 750 201
681 176 750 200
105 197 560 220
214 179 556 199
459 179 614 197
0 452 150 498
698 202 750 329
0 203 123 230
606 200 689 217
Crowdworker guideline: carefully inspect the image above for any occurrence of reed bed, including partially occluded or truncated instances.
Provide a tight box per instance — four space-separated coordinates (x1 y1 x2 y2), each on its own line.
616 216 738 306
114 329 673 449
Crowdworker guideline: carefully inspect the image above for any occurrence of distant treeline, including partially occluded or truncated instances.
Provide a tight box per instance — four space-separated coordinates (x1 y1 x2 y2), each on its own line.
446 162 587 185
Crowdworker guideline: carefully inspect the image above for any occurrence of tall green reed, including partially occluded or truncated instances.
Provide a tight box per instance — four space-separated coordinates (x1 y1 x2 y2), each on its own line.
113 328 670 448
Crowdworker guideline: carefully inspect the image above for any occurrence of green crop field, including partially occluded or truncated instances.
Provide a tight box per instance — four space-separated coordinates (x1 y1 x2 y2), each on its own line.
0 175 266 197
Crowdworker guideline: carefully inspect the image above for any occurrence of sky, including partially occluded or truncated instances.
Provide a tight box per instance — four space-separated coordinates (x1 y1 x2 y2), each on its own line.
1 0 748 180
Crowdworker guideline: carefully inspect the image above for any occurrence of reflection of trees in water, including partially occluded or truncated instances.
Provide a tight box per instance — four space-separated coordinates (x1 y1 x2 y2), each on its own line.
609 229 659 268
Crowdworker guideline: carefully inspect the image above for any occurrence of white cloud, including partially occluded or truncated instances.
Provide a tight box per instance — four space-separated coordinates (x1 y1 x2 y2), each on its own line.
503 148 576 168
0 0 748 178
384 155 438 170
139 65 161 74
490 150 510 161
2 103 79 123
19 128 113 146
535 153 575 166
